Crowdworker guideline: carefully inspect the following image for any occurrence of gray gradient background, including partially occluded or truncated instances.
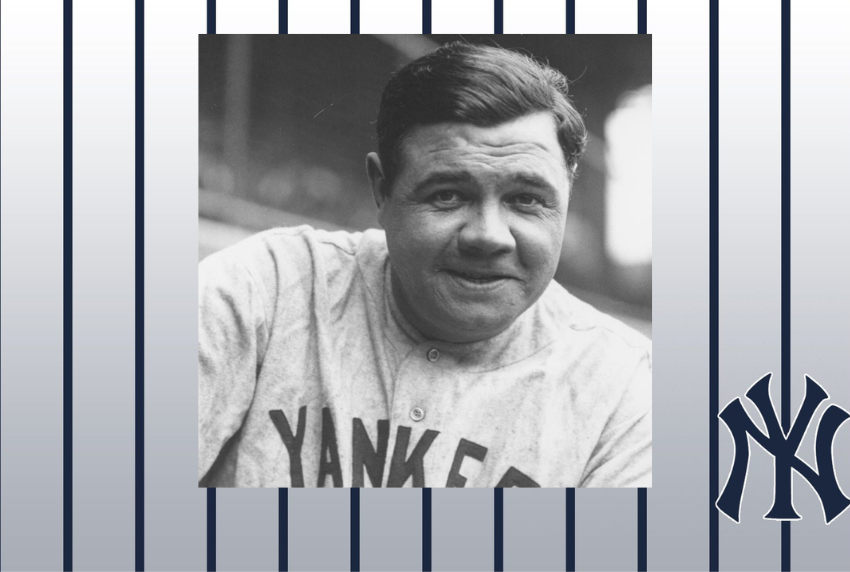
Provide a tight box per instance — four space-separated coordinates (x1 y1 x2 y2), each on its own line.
0 2 65 571
3 0 849 570
788 1 850 570
718 0 782 570
73 0 137 569
647 2 709 570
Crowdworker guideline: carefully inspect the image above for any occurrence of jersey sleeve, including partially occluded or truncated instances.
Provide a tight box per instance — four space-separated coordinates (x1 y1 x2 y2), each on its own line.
198 247 270 483
579 351 652 488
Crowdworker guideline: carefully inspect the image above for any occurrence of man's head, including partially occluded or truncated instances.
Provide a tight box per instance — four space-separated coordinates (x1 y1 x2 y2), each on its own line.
375 42 587 188
367 43 587 344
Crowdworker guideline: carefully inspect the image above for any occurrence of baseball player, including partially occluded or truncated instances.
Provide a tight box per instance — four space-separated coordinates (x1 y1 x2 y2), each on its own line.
199 43 651 488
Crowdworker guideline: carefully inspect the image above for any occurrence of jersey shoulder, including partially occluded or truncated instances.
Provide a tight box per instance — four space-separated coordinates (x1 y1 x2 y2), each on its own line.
200 225 389 322
537 281 652 367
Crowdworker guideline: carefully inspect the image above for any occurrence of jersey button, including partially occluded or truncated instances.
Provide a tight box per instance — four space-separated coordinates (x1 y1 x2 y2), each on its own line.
427 348 440 362
410 407 425 422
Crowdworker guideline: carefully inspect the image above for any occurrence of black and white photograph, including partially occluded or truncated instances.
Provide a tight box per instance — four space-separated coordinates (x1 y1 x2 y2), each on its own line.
198 34 652 488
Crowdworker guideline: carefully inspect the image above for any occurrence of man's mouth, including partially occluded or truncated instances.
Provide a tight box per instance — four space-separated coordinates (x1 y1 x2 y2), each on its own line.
443 269 514 285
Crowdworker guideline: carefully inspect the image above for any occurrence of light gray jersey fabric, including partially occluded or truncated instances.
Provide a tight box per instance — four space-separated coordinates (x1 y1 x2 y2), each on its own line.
198 226 651 488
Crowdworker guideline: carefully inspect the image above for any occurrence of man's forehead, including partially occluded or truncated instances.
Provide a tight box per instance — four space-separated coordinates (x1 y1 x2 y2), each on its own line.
397 113 569 178
408 113 559 146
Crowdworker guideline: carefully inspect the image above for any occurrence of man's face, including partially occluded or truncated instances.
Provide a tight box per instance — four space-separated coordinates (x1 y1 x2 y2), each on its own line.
371 112 571 343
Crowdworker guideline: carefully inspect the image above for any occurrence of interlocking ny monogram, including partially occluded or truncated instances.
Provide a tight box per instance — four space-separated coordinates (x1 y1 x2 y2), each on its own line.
717 374 850 524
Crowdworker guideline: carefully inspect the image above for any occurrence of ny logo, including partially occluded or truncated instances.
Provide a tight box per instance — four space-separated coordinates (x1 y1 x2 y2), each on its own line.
717 374 850 524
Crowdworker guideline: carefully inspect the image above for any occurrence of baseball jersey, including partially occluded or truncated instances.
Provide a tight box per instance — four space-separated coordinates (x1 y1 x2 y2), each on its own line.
199 226 652 488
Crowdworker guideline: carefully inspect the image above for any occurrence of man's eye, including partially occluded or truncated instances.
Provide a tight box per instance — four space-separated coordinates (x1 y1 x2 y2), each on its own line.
432 190 462 204
512 194 543 207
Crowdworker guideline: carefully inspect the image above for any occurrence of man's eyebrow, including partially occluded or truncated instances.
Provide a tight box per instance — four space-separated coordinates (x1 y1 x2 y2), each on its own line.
508 172 559 193
411 171 477 194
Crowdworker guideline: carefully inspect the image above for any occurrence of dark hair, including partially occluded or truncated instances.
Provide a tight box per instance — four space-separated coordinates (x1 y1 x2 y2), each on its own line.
376 42 587 188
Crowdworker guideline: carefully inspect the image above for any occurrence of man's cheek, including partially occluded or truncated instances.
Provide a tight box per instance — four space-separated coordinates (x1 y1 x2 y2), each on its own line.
516 225 558 259
404 225 450 255
393 238 439 278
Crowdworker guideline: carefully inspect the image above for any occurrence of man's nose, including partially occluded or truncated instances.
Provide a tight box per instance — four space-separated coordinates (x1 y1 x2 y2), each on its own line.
457 201 516 256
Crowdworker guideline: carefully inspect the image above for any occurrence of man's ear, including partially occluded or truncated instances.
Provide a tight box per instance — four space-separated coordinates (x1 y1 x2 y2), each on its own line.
366 152 388 210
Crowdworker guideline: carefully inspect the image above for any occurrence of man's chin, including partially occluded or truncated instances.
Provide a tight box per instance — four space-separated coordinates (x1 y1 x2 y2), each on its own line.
433 310 518 343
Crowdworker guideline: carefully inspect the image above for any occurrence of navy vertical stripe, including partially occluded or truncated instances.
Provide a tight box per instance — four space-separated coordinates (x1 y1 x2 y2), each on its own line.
350 488 360 571
279 489 288 572
636 9 648 570
207 489 216 572
351 0 359 33
63 0 74 568
709 0 720 570
423 489 432 572
637 0 647 34
135 0 145 570
494 488 503 572
494 0 503 34
276 19 288 572
349 15 361 572
565 10 576 570
566 489 575 572
205 10 215 572
780 0 791 569
638 489 647 571
422 0 432 34
207 0 216 34
279 0 287 33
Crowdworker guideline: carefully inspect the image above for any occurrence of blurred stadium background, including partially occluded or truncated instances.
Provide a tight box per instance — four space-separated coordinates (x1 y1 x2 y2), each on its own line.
199 34 652 337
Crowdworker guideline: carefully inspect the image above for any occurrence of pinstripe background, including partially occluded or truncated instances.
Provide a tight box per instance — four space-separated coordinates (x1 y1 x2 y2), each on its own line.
2 0 849 570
